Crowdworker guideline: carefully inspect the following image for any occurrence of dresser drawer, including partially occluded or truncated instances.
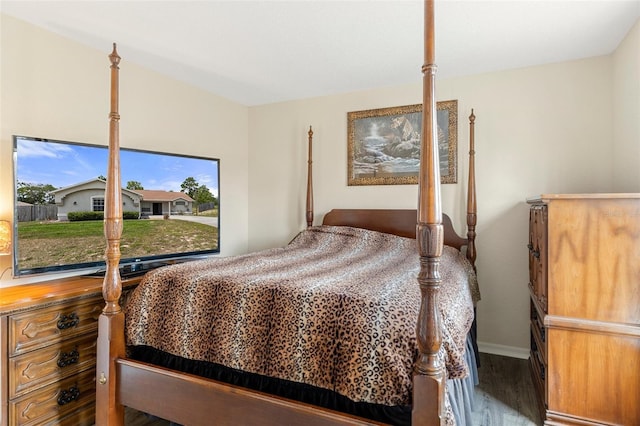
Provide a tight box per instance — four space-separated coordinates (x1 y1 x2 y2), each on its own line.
8 297 103 356
56 401 95 426
9 334 98 399
530 299 546 357
528 205 547 311
529 336 546 408
8 368 96 426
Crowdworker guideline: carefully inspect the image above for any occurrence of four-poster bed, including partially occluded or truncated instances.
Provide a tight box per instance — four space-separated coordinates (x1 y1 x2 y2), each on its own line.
95 1 479 424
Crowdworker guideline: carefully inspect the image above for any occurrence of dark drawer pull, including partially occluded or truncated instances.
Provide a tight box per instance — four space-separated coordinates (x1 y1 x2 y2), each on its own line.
532 345 546 380
57 313 80 330
57 348 80 368
531 310 546 342
57 386 80 406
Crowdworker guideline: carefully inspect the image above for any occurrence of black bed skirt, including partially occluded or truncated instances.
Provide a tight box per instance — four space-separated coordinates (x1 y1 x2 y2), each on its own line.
129 345 411 425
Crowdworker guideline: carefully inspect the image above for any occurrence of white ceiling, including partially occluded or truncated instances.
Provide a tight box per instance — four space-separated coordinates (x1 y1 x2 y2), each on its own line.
2 0 639 106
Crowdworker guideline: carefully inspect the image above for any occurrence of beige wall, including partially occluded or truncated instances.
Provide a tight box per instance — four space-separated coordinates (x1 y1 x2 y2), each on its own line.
248 56 615 355
612 19 640 192
0 14 250 285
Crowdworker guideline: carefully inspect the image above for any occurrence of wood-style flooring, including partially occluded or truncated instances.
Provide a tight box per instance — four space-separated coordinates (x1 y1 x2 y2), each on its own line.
124 352 542 425
470 352 542 426
124 409 170 426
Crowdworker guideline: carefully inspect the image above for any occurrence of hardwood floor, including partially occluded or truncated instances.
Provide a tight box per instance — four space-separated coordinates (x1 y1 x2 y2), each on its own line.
124 352 542 425
124 409 170 426
471 352 542 426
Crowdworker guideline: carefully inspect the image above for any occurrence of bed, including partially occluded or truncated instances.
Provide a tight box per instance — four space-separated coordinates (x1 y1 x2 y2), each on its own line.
95 1 479 425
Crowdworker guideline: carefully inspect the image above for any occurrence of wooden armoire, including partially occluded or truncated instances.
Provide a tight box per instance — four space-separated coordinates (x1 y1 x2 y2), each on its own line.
527 194 640 426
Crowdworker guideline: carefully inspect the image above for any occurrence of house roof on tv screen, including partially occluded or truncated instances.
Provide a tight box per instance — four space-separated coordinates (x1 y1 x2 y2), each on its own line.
133 190 194 202
51 178 139 198
49 179 192 202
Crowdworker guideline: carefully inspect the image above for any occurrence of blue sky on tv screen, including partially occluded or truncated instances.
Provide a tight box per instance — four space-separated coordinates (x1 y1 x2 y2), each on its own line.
16 137 219 196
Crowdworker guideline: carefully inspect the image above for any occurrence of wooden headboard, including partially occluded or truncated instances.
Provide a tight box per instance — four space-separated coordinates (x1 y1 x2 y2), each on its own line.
322 209 468 251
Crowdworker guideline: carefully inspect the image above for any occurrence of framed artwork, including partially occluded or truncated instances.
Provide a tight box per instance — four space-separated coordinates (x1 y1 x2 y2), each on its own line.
347 100 457 185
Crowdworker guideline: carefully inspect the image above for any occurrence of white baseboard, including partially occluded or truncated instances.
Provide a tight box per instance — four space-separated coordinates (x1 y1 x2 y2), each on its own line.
478 341 529 359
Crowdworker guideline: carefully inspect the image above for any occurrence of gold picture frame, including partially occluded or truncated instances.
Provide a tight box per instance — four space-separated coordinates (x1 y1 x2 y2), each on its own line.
347 100 457 185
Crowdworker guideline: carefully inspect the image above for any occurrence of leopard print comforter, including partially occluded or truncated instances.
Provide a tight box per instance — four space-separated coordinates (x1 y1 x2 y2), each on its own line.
126 225 477 409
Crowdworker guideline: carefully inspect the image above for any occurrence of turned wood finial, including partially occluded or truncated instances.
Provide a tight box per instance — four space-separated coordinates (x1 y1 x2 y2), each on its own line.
109 43 121 67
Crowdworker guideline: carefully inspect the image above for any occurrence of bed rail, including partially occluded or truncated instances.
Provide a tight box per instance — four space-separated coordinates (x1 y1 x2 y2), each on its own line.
116 359 382 425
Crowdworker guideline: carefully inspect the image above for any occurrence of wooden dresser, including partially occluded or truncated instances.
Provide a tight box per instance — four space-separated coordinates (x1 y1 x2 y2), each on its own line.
0 276 140 426
527 194 640 426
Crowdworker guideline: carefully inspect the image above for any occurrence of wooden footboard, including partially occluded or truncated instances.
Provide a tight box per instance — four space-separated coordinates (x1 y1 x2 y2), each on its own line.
116 359 382 425
96 1 475 425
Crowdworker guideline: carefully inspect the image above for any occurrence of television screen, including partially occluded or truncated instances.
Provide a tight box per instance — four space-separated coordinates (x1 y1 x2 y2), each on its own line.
13 135 220 277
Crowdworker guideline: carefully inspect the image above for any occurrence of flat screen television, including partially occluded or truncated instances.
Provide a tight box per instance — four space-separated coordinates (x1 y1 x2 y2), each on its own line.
13 135 220 277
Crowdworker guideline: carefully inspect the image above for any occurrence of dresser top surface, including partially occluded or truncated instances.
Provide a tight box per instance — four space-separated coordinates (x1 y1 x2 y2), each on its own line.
527 193 640 204
0 276 141 315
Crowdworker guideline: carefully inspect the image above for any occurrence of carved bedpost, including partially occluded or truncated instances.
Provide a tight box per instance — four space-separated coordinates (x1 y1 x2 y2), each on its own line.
306 126 314 227
96 43 125 426
103 44 123 316
413 0 445 424
466 110 477 269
